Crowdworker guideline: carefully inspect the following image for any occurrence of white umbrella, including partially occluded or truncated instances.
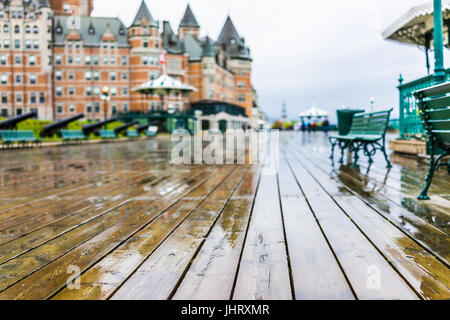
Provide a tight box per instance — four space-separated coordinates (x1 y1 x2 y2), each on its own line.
298 107 329 118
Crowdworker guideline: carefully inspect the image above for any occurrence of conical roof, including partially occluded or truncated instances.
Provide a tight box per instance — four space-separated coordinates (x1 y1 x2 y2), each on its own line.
180 4 200 28
131 0 158 27
218 16 243 46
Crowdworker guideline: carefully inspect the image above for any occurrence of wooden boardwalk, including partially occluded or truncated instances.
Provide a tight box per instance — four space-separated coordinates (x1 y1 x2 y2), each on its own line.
0 133 448 300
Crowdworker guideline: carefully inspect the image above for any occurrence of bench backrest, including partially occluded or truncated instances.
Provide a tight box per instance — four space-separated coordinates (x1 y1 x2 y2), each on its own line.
61 130 85 138
99 130 117 138
414 82 450 153
127 130 139 137
1 130 36 140
349 109 393 136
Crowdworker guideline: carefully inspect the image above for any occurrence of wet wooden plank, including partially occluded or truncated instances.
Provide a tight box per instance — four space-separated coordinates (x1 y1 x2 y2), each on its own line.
278 156 354 300
0 169 214 299
110 167 249 300
285 151 418 300
232 172 292 300
172 168 260 300
298 145 450 265
52 167 235 300
291 146 450 300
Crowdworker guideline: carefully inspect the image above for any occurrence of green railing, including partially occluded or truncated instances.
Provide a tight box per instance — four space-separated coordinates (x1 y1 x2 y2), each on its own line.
398 69 450 139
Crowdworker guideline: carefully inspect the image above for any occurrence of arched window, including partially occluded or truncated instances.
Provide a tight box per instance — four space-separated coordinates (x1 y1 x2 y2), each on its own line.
14 25 20 34
33 26 38 34
3 25 9 33
25 25 30 33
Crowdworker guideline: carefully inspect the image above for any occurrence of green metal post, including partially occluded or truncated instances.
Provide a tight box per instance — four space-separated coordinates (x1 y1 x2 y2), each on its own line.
434 0 445 81
104 99 108 131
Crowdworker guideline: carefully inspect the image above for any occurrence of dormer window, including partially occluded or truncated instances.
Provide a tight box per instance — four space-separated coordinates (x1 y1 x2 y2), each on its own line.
88 25 95 35
230 38 236 45
119 27 126 36
56 25 63 34
63 4 71 13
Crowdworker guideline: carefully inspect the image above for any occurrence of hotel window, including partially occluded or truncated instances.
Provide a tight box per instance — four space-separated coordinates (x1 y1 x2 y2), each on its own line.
122 87 128 95
93 56 99 65
122 72 128 80
143 41 148 48
55 55 62 65
0 11 4 18
111 103 117 114
110 42 115 49
14 40 20 49
33 26 39 34
103 42 108 49
14 25 20 34
149 56 154 65
68 56 73 64
1 74 7 85
85 71 92 80
75 41 81 49
39 93 45 104
67 41 73 49
56 104 63 114
56 86 63 96
86 87 92 96
3 25 9 33
121 56 127 65
209 90 214 99
86 104 92 113
1 109 7 117
0 55 5 65
110 57 116 65
64 4 70 12
94 103 100 113
68 72 74 80
69 104 75 113
93 86 100 96
33 40 39 49
142 56 148 65
4 40 9 48
93 71 100 81
238 82 245 88
1 93 7 104
103 57 108 65
25 25 30 33
15 75 21 83
68 87 75 95
25 40 31 49
30 93 37 104
110 87 117 96
15 56 21 64
17 11 23 19
85 56 91 65
29 55 36 66
75 56 81 64
123 103 129 112
16 108 22 115
16 93 22 103
238 94 246 102
110 71 117 81
30 74 36 84
55 70 62 81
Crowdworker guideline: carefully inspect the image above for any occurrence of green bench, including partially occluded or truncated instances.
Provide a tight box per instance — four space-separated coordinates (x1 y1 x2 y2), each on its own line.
99 130 117 139
61 130 86 142
0 130 41 148
414 82 450 200
127 130 140 138
329 109 393 168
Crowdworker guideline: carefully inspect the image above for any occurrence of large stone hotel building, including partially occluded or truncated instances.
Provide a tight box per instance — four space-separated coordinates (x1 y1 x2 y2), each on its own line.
0 0 258 127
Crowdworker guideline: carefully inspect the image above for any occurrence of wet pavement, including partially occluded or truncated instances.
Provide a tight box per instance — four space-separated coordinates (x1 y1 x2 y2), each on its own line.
0 134 448 300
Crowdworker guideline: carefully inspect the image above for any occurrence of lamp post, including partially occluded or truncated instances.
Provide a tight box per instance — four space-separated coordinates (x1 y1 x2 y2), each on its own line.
101 86 110 130
370 97 375 112
433 0 445 81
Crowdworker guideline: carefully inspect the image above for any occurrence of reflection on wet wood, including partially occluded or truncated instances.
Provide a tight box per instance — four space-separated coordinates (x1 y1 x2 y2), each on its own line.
0 134 448 300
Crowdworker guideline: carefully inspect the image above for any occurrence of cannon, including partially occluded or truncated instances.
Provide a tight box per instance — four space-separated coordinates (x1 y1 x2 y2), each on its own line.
82 117 118 136
114 121 139 135
40 114 84 138
0 110 38 130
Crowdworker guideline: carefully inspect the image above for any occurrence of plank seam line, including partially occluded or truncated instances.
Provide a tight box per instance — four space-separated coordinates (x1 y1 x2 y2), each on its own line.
0 170 209 295
298 144 450 270
284 150 358 300
45 168 224 300
289 147 424 300
276 171 296 300
228 168 262 301
168 166 251 300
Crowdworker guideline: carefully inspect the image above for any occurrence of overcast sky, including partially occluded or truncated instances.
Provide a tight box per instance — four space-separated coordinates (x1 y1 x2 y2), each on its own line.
92 0 450 121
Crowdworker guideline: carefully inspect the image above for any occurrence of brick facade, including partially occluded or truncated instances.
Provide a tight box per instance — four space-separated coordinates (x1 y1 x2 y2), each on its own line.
0 0 256 121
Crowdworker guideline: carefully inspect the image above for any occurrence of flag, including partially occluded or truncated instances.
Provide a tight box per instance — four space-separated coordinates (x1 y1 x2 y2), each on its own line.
159 51 166 65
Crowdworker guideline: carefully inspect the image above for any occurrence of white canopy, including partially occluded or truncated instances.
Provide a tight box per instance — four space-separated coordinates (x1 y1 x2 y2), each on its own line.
298 107 329 118
382 1 450 47
134 74 197 94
